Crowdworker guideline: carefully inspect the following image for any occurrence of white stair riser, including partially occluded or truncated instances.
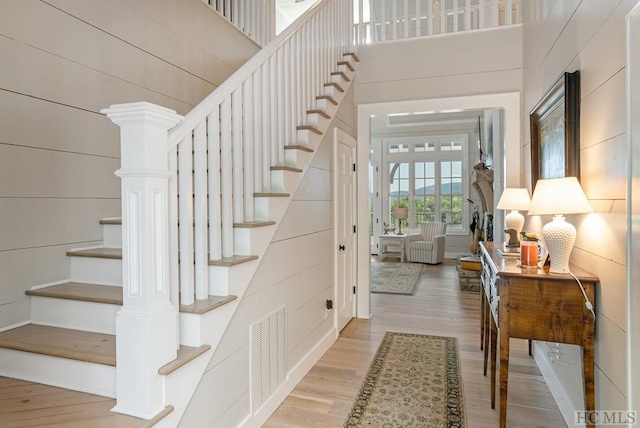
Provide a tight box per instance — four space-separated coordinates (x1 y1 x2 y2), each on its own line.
179 303 236 348
0 348 116 397
296 129 323 147
254 196 289 222
208 260 258 296
270 169 300 194
338 61 356 76
307 112 331 129
323 85 344 99
234 225 276 256
315 99 338 116
103 223 122 248
284 148 313 168
70 256 122 286
331 73 349 85
30 297 119 335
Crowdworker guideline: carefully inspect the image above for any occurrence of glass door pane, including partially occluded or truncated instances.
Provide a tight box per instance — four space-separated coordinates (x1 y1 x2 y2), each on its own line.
414 161 436 224
440 160 463 230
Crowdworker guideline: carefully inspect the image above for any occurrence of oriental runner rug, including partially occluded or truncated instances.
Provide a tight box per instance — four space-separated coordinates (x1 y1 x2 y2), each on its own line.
343 331 466 428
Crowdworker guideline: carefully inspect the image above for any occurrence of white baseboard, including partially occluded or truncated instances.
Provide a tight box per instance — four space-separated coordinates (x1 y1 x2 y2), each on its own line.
241 327 337 428
533 342 583 428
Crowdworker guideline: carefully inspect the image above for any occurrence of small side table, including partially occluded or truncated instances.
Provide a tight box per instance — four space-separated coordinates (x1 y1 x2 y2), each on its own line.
378 234 408 262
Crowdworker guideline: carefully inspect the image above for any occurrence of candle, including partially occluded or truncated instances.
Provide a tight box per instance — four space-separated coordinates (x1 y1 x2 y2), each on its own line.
520 241 538 268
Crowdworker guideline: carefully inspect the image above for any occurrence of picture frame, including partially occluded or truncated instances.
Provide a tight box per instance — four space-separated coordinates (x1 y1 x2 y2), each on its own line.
538 248 550 269
529 71 581 190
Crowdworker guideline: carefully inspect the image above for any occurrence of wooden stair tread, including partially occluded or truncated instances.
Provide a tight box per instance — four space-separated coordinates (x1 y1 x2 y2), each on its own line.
144 405 174 428
233 221 276 228
324 82 344 92
284 144 314 153
99 218 121 225
307 109 331 119
66 248 122 259
344 52 360 62
270 165 303 173
254 192 290 198
331 71 350 82
209 255 258 267
337 60 355 71
180 295 237 315
26 282 123 305
0 324 115 366
296 125 322 135
158 345 211 375
316 95 338 105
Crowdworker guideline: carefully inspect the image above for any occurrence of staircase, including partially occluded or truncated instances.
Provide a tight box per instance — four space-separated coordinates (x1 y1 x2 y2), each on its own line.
0 0 357 424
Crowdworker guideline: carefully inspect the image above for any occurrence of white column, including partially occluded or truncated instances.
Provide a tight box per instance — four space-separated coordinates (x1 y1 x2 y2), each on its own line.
101 102 183 419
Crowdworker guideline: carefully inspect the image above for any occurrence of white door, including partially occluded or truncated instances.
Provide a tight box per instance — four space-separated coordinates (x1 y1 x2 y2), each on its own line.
335 128 356 333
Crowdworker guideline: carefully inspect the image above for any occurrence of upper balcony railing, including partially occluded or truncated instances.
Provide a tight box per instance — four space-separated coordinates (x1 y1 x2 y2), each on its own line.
203 0 276 46
353 0 521 44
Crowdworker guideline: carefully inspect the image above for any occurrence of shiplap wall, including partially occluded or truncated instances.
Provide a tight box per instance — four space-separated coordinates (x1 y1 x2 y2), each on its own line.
178 84 356 427
522 0 635 419
355 24 522 104
0 0 259 329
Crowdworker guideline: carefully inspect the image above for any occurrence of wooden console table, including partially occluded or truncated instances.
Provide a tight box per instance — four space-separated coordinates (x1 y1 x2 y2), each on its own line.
479 242 598 428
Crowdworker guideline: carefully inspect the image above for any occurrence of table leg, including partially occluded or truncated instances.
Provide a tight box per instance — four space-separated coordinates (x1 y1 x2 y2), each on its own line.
499 322 510 428
483 298 490 376
583 339 596 427
490 313 497 410
480 287 485 351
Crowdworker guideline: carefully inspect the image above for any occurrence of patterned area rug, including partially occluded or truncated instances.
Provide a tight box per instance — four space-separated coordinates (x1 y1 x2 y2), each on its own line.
371 261 424 295
343 332 466 428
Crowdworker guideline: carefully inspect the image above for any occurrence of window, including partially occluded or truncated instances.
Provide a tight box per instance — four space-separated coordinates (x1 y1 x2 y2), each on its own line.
385 136 468 234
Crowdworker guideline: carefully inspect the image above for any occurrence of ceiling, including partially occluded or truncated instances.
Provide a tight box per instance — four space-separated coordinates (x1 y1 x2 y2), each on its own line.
370 109 486 135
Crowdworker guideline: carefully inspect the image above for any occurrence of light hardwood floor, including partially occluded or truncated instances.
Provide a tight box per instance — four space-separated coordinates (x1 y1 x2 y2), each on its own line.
0 260 566 427
265 259 567 428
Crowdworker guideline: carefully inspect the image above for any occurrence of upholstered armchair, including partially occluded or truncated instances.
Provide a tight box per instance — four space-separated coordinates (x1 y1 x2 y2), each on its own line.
407 222 448 264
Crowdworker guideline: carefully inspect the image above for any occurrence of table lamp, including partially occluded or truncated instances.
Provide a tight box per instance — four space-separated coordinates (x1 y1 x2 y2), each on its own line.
392 208 408 235
528 177 592 274
496 188 531 247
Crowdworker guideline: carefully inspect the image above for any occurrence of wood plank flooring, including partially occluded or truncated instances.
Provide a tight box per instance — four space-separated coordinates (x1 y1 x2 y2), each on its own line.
0 260 565 427
265 260 567 428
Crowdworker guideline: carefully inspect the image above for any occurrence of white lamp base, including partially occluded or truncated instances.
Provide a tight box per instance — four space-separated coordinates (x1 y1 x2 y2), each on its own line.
504 210 525 247
542 215 576 274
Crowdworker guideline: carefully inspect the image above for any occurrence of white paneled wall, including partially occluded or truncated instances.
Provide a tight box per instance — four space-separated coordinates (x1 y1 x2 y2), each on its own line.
522 0 636 422
0 0 259 329
355 24 522 104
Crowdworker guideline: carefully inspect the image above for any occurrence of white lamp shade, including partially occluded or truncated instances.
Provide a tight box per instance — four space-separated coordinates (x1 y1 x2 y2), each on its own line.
496 188 531 211
528 177 592 216
392 207 408 219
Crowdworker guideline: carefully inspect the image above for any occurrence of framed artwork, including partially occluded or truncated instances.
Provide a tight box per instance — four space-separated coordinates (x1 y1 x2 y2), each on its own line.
529 71 581 190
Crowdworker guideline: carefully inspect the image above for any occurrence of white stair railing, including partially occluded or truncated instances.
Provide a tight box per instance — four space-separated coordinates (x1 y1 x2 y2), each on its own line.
203 0 277 46
354 0 520 44
102 0 353 418
169 0 352 306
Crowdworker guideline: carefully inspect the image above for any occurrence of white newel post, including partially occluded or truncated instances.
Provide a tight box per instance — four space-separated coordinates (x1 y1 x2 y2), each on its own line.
101 102 183 419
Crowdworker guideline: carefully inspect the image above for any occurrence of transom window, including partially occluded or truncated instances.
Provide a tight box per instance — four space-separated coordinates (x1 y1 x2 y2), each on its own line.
385 136 468 233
